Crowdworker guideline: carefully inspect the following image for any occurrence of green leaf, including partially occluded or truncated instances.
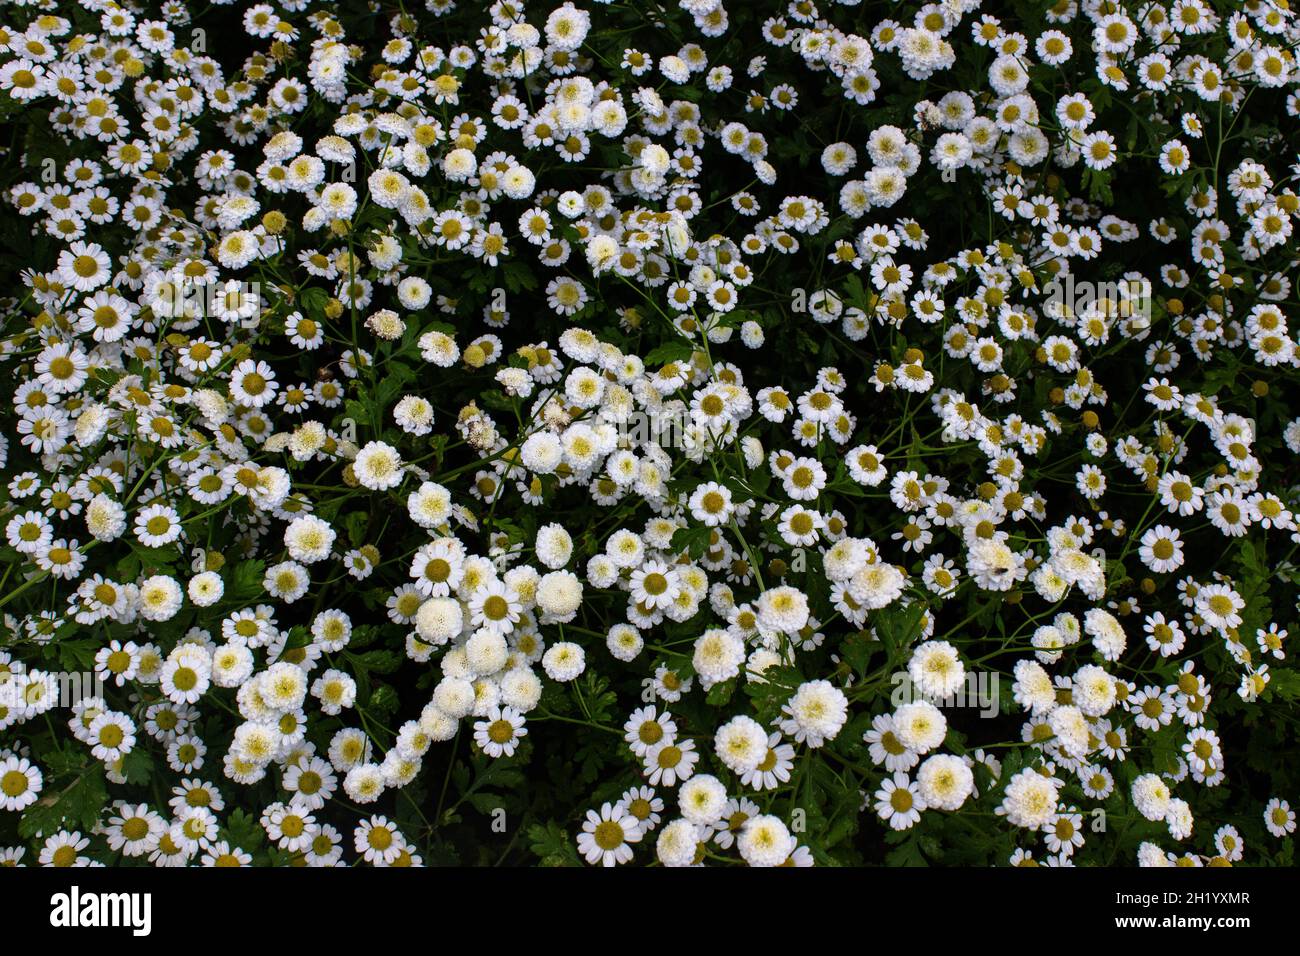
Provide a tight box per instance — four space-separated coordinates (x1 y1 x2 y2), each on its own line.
368 682 400 719
343 510 370 547
352 649 403 675
229 559 266 602
1264 669 1300 703
575 670 618 724
706 679 735 706
19 765 108 839
527 821 580 866
221 808 265 852
642 340 696 367
884 831 929 867
55 637 101 672
874 601 927 661
670 523 712 559
501 260 538 293
120 749 154 786
839 630 880 678
299 286 329 317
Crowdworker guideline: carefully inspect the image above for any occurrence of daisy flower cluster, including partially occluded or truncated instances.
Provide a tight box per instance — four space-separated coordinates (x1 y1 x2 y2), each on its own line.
0 0 1298 868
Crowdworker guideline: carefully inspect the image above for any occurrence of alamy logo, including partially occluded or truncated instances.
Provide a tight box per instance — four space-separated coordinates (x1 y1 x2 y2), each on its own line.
0 670 106 711
150 267 263 327
617 409 691 450
1042 273 1152 324
49 886 152 937
890 670 1001 717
